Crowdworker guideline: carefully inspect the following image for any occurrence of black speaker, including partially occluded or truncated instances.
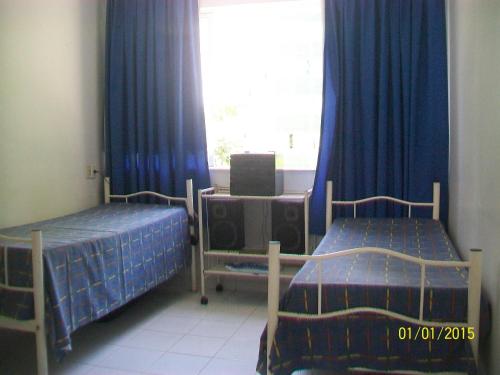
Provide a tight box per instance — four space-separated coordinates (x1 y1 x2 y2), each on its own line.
272 199 305 254
208 198 245 250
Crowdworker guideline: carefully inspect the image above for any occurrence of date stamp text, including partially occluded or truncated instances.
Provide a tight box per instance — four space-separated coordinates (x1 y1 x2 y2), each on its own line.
398 326 475 341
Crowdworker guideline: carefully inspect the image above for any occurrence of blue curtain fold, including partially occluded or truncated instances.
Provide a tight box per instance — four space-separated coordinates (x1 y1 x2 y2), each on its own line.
105 0 210 202
311 0 449 234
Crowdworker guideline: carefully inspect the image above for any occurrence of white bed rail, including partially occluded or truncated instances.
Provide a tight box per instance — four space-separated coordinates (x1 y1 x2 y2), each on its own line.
266 242 482 374
325 181 441 230
0 231 48 375
304 188 312 254
104 177 197 292
104 176 190 205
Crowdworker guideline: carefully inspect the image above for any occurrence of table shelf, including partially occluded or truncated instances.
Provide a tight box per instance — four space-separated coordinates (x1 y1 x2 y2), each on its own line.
197 186 312 304
204 249 307 264
203 264 301 280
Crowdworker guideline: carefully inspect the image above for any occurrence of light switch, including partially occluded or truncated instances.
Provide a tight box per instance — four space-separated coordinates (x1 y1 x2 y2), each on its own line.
86 164 97 179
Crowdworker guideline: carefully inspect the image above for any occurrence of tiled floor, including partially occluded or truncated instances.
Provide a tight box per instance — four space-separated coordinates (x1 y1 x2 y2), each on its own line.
0 284 268 375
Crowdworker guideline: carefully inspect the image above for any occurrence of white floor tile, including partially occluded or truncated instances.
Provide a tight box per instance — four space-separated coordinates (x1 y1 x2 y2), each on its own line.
1 289 267 375
71 343 119 366
51 361 94 375
147 352 210 375
189 320 241 339
159 304 209 320
200 358 258 375
92 346 164 372
232 318 267 341
144 314 201 334
85 366 143 375
202 304 256 324
116 329 182 351
216 337 261 362
83 323 143 347
249 305 268 320
169 334 226 357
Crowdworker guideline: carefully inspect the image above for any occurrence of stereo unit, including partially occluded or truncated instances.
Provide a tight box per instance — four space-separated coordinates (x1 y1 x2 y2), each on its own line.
230 153 284 196
271 199 305 254
207 198 245 250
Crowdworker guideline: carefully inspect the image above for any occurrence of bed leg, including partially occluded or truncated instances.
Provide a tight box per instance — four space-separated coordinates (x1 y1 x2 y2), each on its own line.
432 182 440 220
468 248 482 365
267 241 280 375
35 327 48 375
104 177 111 204
32 230 48 375
198 188 207 303
186 179 196 292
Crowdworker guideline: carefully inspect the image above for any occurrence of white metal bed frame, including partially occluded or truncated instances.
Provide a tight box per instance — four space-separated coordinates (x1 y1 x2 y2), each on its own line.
0 177 196 375
0 230 46 375
266 181 482 375
104 177 197 292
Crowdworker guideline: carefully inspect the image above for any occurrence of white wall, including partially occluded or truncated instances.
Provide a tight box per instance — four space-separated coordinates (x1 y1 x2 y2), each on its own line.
0 0 105 228
448 1 500 373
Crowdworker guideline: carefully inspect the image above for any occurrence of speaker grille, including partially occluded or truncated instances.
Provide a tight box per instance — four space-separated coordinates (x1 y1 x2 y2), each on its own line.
208 199 245 250
271 199 305 254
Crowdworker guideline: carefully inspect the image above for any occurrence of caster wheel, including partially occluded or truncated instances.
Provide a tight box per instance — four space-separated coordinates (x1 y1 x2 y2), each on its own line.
200 296 208 305
216 284 224 292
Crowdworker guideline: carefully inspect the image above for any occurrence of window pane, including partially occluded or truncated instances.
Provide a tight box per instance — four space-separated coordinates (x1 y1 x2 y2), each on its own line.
200 0 323 169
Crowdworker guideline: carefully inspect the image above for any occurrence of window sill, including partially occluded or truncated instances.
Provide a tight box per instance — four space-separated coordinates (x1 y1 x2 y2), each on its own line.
209 168 315 193
209 167 316 172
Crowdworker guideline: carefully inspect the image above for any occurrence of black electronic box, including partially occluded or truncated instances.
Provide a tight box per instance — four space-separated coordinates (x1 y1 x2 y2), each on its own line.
230 153 283 196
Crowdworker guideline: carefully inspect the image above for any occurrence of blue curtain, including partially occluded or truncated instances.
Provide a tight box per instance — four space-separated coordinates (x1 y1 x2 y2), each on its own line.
311 0 449 234
105 0 210 201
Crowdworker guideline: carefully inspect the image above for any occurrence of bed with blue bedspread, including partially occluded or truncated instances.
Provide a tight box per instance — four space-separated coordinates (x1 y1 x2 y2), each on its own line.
257 218 490 374
0 203 189 355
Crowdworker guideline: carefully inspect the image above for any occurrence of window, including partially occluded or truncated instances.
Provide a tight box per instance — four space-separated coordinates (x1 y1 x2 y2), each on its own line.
199 0 323 169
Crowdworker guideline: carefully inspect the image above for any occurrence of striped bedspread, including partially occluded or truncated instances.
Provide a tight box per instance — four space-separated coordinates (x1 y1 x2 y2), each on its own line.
257 218 490 375
0 203 190 355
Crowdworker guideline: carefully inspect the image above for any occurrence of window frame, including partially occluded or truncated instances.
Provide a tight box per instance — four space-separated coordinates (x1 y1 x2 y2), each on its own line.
199 0 325 172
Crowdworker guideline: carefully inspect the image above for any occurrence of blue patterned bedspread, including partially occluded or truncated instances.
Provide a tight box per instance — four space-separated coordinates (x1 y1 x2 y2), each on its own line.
257 218 490 374
0 203 189 354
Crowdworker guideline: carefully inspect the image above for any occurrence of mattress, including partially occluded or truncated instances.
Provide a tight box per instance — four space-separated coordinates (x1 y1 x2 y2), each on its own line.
257 218 490 375
0 203 190 354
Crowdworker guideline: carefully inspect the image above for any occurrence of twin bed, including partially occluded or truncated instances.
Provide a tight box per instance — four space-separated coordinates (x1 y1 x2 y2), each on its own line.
0 178 196 375
258 181 488 375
